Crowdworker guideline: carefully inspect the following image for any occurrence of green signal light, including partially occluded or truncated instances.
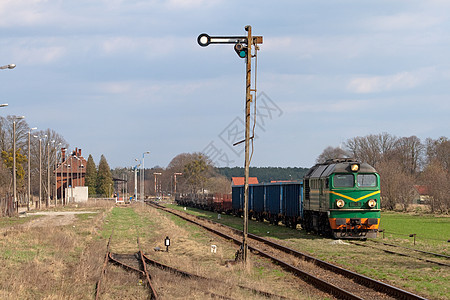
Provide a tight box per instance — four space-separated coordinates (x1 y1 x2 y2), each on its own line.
234 43 247 58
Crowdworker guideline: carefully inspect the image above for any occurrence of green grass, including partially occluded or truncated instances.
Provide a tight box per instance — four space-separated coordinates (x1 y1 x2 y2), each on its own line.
165 203 449 299
0 215 42 228
379 212 449 245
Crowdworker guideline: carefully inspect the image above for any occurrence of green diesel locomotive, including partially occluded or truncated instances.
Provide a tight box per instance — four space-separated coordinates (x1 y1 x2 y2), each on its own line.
302 158 381 239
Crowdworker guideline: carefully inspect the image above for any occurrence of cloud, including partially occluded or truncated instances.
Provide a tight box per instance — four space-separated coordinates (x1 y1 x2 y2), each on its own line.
165 0 222 9
365 12 444 32
10 40 66 65
347 68 435 94
281 99 372 114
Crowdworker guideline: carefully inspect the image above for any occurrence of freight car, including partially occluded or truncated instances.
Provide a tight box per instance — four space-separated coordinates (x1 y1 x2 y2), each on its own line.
232 158 381 239
232 182 303 228
175 193 232 214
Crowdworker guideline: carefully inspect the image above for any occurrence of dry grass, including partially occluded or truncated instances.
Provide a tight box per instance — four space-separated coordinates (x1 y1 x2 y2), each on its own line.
0 200 114 299
0 201 325 299
128 204 322 299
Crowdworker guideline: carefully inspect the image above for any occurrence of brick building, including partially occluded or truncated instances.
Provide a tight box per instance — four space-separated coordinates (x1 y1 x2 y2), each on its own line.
55 148 86 202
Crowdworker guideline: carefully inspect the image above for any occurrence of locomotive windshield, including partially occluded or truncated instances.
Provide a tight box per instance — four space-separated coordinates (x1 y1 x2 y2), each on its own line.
357 174 377 187
333 174 354 187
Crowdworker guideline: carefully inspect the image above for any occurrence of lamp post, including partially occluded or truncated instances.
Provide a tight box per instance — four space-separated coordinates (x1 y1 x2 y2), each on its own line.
61 148 66 205
47 140 55 208
133 163 140 201
0 104 8 107
27 127 37 211
0 64 16 70
13 116 25 213
141 151 150 201
34 134 46 209
55 143 61 206
135 158 141 199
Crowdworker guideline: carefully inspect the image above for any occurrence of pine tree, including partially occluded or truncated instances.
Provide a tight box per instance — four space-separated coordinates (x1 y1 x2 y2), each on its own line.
96 155 114 197
85 154 97 196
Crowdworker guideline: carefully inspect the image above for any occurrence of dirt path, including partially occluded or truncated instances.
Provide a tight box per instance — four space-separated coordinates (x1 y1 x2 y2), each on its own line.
19 211 97 228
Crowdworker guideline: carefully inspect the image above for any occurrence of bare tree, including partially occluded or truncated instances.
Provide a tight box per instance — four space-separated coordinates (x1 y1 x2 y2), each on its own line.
205 176 232 194
345 133 397 167
377 159 415 211
425 137 450 171
391 136 424 175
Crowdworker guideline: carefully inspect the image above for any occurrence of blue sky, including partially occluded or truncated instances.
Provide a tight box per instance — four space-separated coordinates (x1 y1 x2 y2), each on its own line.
1 0 449 169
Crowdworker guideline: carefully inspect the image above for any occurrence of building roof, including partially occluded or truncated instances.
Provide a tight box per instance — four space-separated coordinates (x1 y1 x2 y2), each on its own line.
413 185 430 195
232 177 258 186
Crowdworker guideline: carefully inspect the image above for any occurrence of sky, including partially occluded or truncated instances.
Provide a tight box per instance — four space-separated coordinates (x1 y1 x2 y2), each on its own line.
1 0 449 169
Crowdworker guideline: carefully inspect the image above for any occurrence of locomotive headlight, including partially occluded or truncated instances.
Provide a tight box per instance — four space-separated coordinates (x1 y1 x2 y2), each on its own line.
350 163 360 172
336 199 345 208
368 199 377 208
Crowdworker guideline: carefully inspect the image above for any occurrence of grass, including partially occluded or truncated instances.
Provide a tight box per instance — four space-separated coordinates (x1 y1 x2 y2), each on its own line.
166 203 449 300
379 211 449 248
0 203 109 299
97 203 316 299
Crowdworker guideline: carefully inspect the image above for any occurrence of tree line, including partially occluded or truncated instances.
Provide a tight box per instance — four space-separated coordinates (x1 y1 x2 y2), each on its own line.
317 133 449 213
0 115 68 215
109 134 448 214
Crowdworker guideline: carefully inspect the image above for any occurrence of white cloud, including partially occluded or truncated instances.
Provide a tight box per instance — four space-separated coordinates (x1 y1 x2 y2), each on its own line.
281 99 372 114
366 12 444 32
166 0 222 9
11 42 66 65
347 68 436 94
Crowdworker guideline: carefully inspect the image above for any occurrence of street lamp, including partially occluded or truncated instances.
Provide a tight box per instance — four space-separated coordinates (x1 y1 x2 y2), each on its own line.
141 151 150 201
13 116 25 213
27 127 37 211
55 143 61 206
34 134 47 209
0 104 8 107
133 162 140 201
47 140 55 208
0 64 16 70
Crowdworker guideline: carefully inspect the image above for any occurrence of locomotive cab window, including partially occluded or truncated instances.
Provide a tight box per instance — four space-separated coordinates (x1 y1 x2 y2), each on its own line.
357 174 377 187
333 174 354 187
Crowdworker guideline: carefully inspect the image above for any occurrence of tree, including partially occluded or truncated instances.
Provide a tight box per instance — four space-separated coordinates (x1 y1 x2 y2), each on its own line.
425 137 450 171
205 176 232 194
345 133 397 167
424 162 449 213
85 154 97 196
376 159 415 211
1 148 27 192
316 146 349 163
96 155 114 197
183 153 213 194
391 136 424 175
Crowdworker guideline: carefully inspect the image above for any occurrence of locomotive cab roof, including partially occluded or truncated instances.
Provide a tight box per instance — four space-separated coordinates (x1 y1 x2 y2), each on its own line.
304 158 377 179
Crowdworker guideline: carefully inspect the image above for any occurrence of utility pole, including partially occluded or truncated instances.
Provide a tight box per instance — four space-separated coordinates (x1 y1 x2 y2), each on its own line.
174 173 182 196
153 172 161 198
28 127 37 211
198 26 262 262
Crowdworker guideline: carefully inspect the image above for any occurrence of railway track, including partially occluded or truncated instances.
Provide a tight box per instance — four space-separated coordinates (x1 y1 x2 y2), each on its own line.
96 214 293 299
147 201 428 300
95 227 159 299
348 240 450 268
